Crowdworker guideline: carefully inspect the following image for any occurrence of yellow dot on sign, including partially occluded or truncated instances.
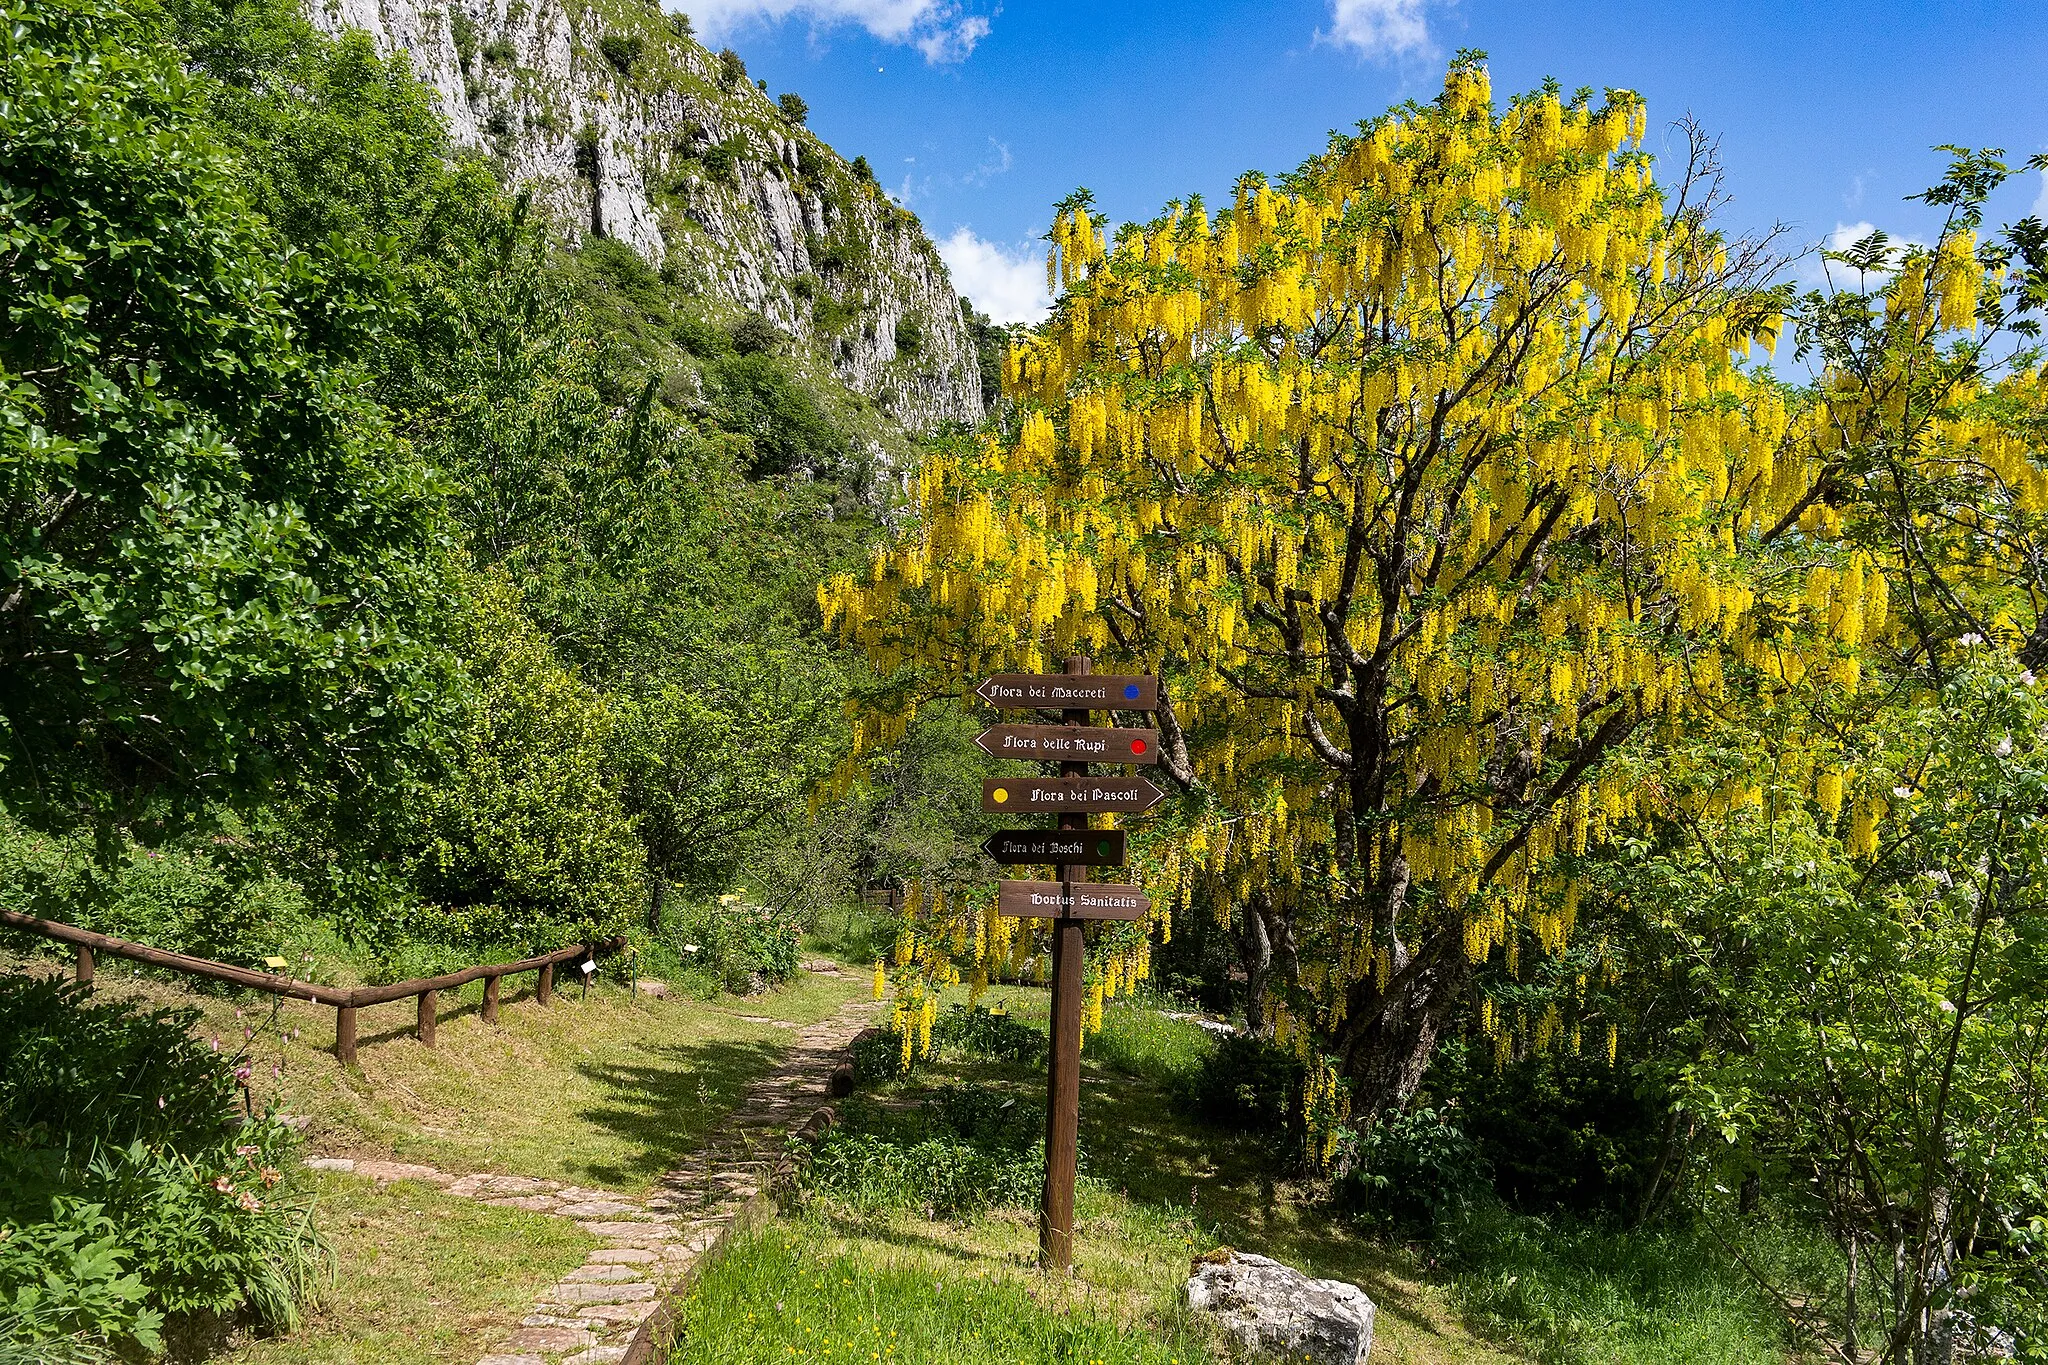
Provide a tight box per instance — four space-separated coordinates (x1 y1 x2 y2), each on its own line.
992 786 1009 803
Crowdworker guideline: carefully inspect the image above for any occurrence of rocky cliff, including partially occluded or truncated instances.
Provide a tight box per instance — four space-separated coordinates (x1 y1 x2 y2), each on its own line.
307 0 983 432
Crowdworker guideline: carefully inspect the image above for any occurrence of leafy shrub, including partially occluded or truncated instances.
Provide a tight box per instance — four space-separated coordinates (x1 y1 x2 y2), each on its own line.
708 351 850 478
850 154 874 183
932 1003 1042 1064
716 46 744 84
699 137 739 183
0 814 314 974
0 1202 160 1354
850 1026 910 1082
652 895 802 996
1332 1105 1490 1232
776 91 807 125
668 12 693 37
481 37 514 65
1424 1039 1669 1216
0 978 236 1153
892 315 923 357
0 981 327 1351
598 33 642 74
1186 1032 1305 1134
803 1087 1042 1218
728 312 780 356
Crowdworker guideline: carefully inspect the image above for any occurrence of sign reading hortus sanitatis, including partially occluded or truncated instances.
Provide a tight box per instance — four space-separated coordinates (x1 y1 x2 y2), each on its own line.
996 880 1150 921
981 776 1165 814
975 674 1159 711
975 725 1158 764
982 829 1126 867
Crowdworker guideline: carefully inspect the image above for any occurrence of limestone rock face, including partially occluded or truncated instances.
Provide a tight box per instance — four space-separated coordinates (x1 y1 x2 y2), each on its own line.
1185 1250 1376 1364
305 0 983 433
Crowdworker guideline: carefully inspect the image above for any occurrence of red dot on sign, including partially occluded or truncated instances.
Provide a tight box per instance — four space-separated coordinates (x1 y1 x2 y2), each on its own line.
1130 739 1147 754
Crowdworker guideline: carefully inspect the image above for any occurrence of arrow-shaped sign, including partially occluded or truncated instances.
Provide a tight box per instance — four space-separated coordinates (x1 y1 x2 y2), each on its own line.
997 880 1151 921
982 776 1165 814
983 829 1126 866
975 725 1158 764
975 674 1158 711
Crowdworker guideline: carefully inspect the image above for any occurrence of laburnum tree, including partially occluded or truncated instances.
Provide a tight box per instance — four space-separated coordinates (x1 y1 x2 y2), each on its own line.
822 61 1882 1113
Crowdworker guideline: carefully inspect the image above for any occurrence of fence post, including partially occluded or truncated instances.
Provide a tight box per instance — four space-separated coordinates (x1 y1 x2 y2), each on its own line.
336 1005 358 1066
537 962 554 1006
417 988 438 1047
483 974 501 1025
74 945 94 985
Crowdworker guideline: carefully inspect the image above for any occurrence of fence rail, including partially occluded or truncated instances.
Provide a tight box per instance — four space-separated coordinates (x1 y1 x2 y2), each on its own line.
0 907 625 1065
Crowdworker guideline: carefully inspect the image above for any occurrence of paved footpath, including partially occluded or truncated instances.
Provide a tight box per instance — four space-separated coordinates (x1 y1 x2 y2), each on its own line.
306 982 876 1365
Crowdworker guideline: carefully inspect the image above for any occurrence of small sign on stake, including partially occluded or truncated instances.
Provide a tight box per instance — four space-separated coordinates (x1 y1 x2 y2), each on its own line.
974 673 1158 711
975 725 1158 764
996 880 1150 921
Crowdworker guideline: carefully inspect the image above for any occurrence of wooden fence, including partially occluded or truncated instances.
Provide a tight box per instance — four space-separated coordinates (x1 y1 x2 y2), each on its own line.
0 908 626 1065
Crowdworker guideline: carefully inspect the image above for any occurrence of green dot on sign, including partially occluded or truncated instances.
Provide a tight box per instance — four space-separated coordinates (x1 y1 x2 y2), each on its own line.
1096 840 1112 857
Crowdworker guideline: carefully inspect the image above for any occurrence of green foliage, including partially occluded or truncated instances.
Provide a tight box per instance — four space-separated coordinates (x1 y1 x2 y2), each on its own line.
715 46 744 85
0 1204 161 1355
646 895 804 995
932 1003 1043 1064
598 32 642 75
776 91 807 125
1425 1038 1669 1217
728 312 780 356
403 573 642 951
0 0 458 825
803 1086 1043 1219
708 351 853 477
1334 1105 1489 1232
0 978 236 1153
893 314 924 357
0 813 313 971
1187 1032 1305 1136
1083 998 1216 1086
0 979 326 1347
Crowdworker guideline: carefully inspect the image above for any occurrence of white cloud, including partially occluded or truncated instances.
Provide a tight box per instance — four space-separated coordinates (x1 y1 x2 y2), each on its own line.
678 0 991 64
1321 0 1436 60
2035 170 2048 219
915 12 988 63
1803 221 1922 289
937 227 1049 325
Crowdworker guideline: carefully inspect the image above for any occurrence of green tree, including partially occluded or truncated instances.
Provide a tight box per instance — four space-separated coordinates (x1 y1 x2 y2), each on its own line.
0 0 455 825
404 573 641 949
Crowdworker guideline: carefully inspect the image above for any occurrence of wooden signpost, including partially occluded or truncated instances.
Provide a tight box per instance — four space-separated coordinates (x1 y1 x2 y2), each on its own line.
977 656 1159 1273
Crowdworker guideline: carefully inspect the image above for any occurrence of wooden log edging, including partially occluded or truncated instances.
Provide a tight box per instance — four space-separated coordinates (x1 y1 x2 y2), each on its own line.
0 908 626 1065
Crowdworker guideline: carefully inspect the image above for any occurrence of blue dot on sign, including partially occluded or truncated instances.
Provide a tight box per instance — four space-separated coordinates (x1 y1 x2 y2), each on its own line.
1123 683 1139 700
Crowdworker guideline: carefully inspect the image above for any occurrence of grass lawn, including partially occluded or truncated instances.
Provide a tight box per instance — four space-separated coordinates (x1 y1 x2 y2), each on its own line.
11 949 866 1191
213 1171 594 1365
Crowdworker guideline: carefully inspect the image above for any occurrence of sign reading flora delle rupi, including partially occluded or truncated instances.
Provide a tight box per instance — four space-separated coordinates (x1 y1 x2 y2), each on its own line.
974 725 1158 764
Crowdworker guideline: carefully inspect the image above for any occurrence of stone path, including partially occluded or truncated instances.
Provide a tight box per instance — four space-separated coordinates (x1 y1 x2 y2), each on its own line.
306 983 876 1365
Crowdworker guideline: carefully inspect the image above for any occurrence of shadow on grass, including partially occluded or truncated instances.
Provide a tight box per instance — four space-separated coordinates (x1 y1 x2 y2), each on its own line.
570 1037 785 1187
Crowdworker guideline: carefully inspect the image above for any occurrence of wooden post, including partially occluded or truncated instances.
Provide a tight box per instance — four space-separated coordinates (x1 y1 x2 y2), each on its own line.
483 973 501 1025
74 945 94 985
537 961 554 1006
336 1005 358 1066
1040 654 1089 1273
417 988 438 1047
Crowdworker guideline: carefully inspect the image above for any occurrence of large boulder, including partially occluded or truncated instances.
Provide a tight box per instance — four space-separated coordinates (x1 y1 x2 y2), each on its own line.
1185 1249 1376 1364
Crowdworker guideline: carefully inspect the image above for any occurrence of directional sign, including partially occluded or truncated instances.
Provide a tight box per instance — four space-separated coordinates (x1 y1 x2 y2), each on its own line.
983 829 1126 866
975 673 1159 711
997 880 1151 921
975 725 1158 765
982 776 1166 814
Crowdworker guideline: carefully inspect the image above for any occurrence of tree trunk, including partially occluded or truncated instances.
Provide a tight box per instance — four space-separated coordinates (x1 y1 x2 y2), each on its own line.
1240 891 1275 1034
1334 929 1465 1116
648 876 666 933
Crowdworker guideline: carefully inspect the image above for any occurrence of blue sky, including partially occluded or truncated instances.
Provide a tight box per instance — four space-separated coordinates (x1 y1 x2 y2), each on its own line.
676 0 2048 323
